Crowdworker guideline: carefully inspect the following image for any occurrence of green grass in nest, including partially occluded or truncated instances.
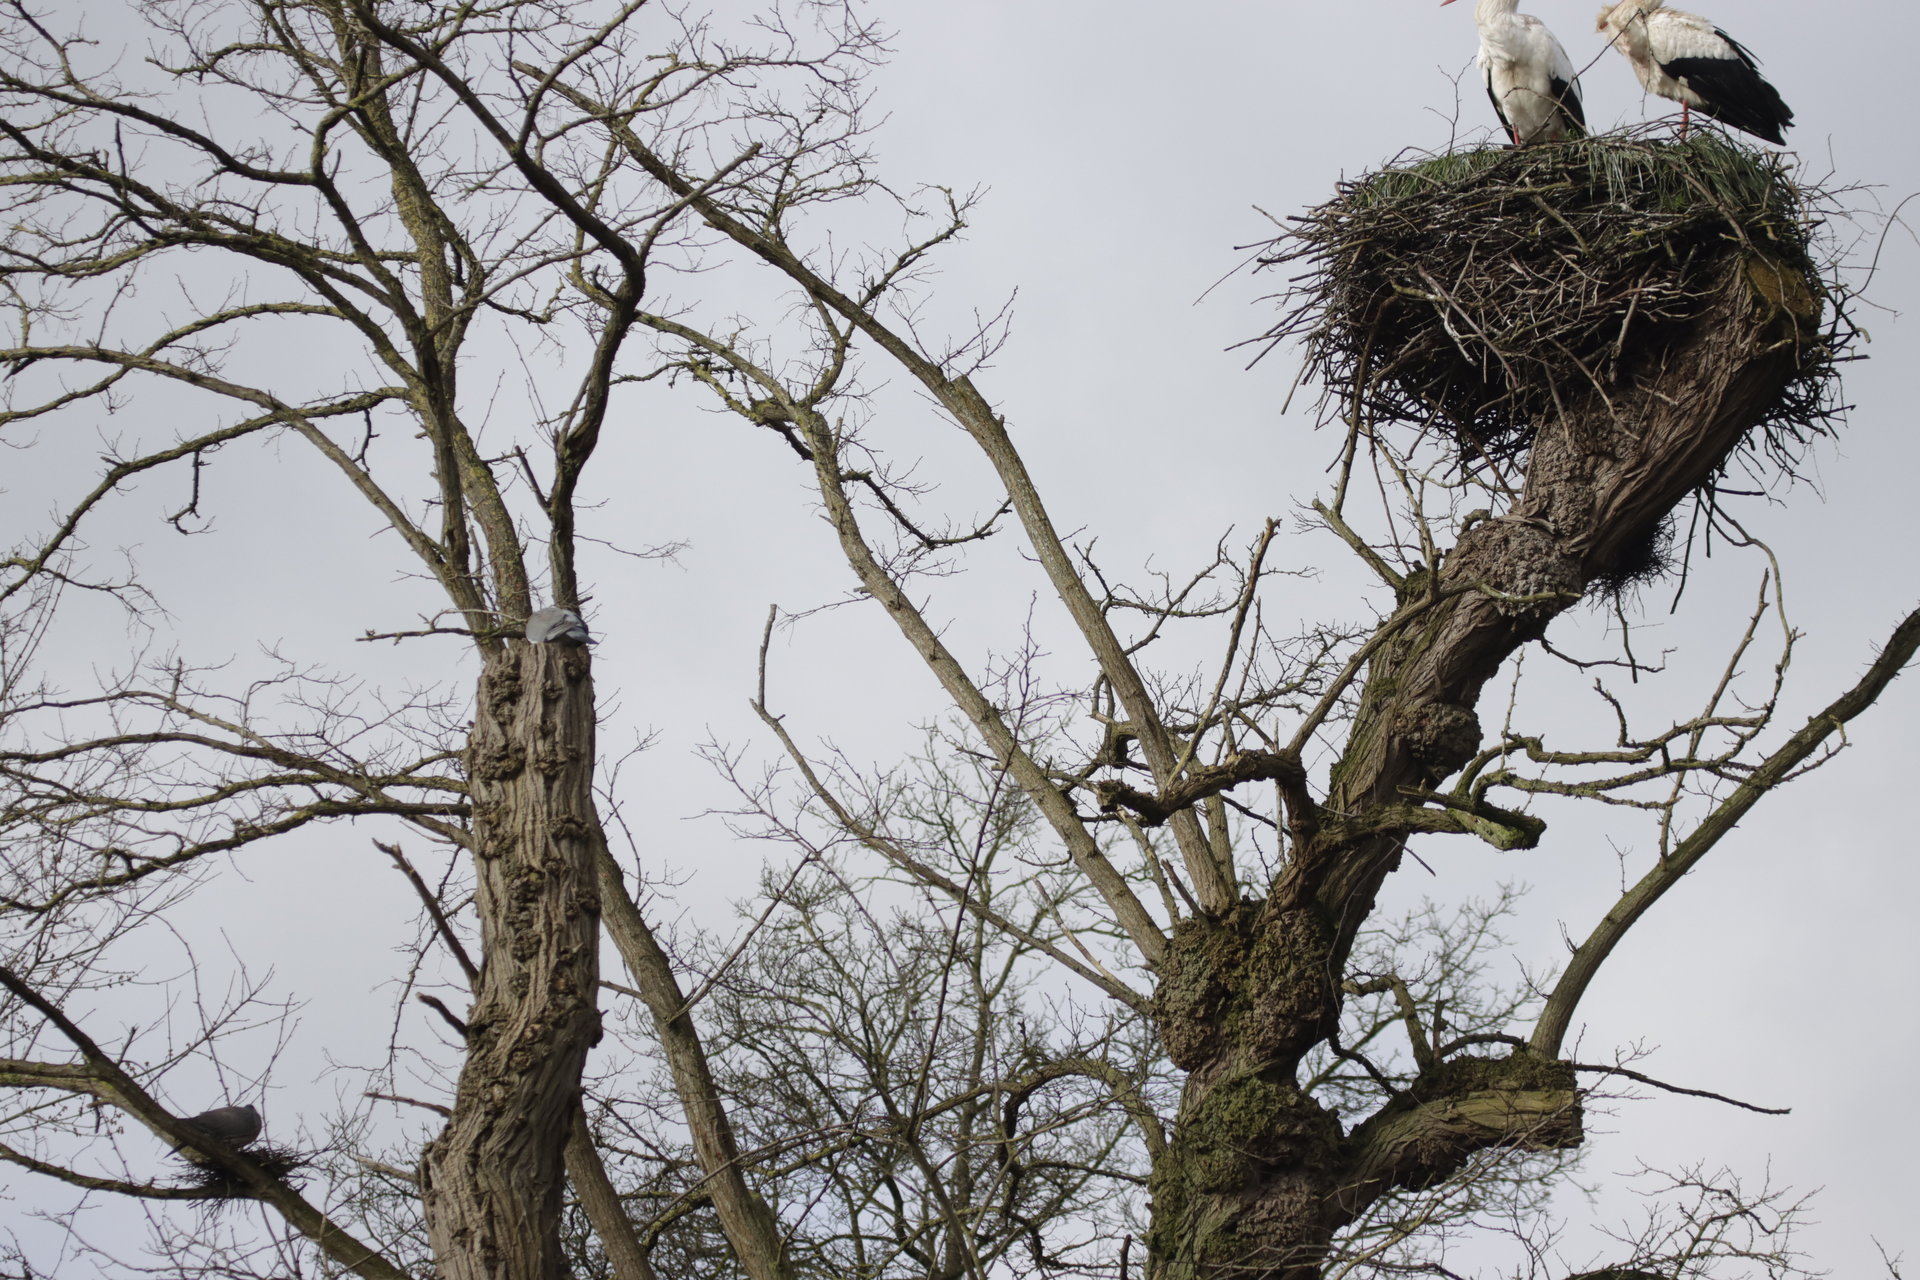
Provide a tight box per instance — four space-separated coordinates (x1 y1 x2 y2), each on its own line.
1252 126 1849 477
1347 131 1790 219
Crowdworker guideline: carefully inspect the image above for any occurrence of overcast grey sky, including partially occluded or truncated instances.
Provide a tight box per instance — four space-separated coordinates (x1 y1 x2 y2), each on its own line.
5 0 1917 1272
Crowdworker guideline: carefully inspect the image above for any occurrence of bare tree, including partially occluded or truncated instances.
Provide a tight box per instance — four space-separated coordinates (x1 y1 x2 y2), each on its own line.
0 0 844 1273
0 2 1908 1279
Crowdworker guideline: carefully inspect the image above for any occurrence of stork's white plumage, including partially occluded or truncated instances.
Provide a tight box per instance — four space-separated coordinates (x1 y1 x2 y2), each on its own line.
1444 0 1586 145
1597 0 1793 144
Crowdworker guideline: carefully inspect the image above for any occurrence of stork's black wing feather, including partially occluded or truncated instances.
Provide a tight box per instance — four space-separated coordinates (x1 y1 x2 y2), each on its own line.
1484 69 1516 143
1551 75 1587 133
1661 29 1793 145
1708 27 1764 72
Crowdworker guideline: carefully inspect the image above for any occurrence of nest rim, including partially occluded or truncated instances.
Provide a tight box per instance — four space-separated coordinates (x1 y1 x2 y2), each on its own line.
1253 124 1856 501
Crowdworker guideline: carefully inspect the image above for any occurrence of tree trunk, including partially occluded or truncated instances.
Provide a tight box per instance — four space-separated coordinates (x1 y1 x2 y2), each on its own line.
1298 257 1818 941
1146 253 1817 1280
1147 906 1347 1280
422 642 603 1280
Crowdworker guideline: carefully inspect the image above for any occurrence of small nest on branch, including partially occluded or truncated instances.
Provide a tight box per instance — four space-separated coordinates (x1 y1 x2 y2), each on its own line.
1256 128 1851 478
173 1143 312 1198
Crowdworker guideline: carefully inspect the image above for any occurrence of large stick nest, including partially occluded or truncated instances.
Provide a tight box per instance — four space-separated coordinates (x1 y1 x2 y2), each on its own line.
1257 129 1851 477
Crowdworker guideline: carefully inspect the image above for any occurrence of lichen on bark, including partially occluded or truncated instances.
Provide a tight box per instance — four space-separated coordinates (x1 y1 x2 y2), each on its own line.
1154 905 1337 1075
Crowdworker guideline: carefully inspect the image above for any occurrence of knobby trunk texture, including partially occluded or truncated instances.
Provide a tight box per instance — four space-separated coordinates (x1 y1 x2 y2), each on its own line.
422 642 603 1279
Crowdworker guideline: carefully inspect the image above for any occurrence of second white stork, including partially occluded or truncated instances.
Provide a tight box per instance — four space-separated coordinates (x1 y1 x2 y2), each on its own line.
1444 0 1587 146
1596 0 1794 144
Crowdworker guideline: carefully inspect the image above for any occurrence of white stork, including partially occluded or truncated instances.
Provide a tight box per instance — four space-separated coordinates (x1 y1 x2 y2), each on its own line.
1443 0 1587 146
1596 0 1793 144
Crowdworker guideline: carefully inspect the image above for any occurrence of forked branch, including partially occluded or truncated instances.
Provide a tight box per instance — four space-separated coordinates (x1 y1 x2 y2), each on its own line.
1532 601 1920 1055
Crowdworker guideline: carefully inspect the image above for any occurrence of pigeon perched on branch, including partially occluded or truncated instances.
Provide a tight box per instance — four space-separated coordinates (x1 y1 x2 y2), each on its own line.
180 1104 262 1147
523 607 594 645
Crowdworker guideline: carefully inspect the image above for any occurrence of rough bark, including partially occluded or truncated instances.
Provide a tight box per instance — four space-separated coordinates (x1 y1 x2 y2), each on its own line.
1146 253 1820 1280
1147 908 1346 1280
421 642 603 1280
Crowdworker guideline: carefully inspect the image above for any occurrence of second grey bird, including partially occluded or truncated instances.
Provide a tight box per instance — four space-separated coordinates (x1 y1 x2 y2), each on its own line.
181 1104 262 1147
524 607 593 645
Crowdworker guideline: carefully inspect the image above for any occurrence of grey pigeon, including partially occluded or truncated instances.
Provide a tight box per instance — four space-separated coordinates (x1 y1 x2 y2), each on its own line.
524 606 593 645
180 1104 262 1147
